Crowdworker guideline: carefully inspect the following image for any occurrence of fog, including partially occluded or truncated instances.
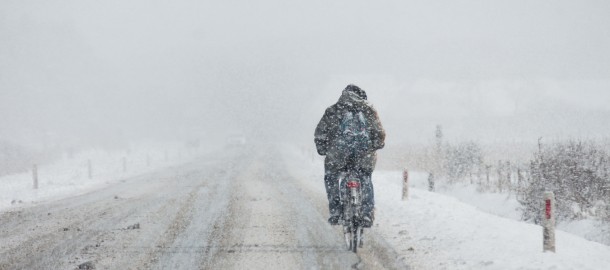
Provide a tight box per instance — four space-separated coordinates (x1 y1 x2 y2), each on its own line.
2 0 610 150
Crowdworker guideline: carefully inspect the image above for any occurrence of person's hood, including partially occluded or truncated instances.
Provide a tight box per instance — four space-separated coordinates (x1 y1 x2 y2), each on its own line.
337 89 370 109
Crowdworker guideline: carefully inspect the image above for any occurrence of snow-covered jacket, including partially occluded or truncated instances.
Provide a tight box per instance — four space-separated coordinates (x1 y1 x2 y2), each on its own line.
314 90 385 171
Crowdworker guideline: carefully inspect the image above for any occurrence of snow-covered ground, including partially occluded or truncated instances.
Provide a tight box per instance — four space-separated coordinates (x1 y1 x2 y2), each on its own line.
0 142 211 211
406 173 610 247
285 145 610 270
4 143 610 269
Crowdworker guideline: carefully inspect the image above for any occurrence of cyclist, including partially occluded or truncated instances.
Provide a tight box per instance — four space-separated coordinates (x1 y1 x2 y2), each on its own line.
314 84 386 227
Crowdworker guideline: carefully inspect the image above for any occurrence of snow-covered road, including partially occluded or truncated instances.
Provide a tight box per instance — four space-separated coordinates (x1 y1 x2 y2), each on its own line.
0 147 404 269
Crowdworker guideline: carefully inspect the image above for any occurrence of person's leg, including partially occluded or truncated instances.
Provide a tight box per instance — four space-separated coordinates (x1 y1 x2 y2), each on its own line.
360 169 375 226
324 169 341 223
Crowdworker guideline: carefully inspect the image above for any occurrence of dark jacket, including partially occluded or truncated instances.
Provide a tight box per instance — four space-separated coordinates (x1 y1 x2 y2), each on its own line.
314 90 386 171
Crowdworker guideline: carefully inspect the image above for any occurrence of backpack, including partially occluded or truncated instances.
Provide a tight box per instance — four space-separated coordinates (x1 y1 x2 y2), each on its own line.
336 109 372 158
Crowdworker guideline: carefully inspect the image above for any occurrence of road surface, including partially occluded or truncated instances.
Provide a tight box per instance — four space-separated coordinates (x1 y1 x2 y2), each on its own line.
0 146 406 269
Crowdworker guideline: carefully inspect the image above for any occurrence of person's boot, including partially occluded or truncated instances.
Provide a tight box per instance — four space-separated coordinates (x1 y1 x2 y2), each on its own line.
362 210 374 228
328 206 342 225
328 215 340 225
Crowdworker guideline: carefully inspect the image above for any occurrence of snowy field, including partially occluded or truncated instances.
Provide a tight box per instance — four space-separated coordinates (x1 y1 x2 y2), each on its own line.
0 142 211 211
285 145 610 270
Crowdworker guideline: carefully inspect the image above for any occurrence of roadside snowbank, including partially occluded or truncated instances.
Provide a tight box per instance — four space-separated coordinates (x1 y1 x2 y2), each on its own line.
0 142 209 211
284 145 610 270
375 171 610 270
402 170 610 247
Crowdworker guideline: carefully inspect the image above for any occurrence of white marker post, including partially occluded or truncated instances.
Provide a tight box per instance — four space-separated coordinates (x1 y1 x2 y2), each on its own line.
122 157 127 173
87 159 93 179
402 169 409 201
543 191 556 252
33 164 38 189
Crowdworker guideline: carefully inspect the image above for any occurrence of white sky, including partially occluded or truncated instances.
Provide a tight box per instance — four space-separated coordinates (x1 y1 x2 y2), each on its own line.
1 0 610 147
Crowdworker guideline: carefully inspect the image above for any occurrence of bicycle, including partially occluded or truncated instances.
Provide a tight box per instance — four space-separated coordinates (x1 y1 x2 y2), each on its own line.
339 168 365 253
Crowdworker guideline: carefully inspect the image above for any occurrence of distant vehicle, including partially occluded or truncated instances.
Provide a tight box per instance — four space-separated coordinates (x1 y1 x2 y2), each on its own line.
185 139 201 149
225 134 246 146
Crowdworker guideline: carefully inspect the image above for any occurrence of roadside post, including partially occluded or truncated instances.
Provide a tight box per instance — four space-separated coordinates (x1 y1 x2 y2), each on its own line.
33 164 38 189
87 159 93 179
543 191 556 252
122 157 127 173
402 169 409 201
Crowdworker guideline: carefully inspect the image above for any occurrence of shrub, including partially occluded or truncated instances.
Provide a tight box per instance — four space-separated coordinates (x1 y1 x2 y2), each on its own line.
518 140 610 224
444 141 484 183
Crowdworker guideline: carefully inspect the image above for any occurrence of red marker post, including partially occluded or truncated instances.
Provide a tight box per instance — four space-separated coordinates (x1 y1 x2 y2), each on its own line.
543 191 555 252
545 199 552 220
402 169 409 201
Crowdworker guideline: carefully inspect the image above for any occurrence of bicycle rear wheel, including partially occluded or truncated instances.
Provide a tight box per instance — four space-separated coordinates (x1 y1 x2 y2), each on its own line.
358 227 364 248
351 226 359 253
